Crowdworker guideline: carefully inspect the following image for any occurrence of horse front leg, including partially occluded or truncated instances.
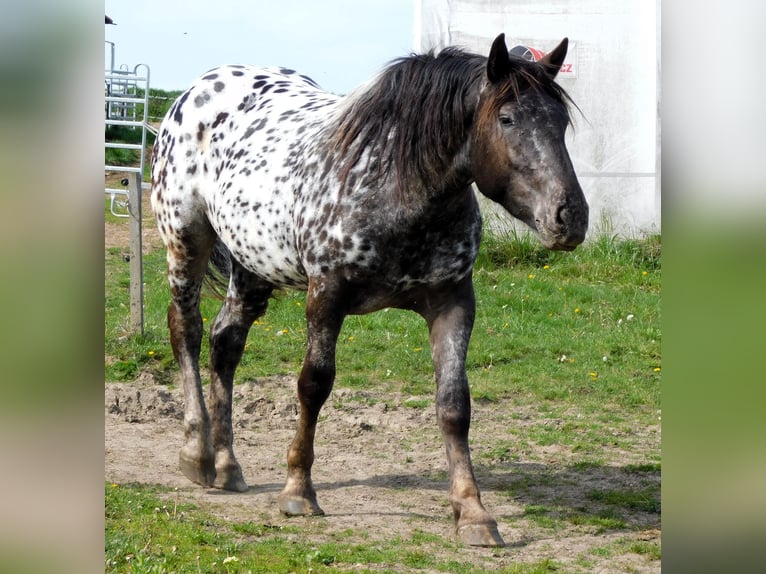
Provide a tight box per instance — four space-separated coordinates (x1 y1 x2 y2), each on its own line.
420 277 505 547
278 277 345 516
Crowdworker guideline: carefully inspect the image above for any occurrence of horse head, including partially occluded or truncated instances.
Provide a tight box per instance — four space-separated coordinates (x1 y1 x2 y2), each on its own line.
472 34 588 251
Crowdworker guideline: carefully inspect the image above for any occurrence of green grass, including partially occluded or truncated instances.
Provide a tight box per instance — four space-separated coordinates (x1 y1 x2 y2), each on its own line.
105 482 567 573
498 458 660 536
467 232 660 413
587 536 661 561
587 486 661 514
105 224 660 413
521 504 627 533
105 223 660 570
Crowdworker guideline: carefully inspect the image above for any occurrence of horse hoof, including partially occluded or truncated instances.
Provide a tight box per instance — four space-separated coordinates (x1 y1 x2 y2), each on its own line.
179 452 216 487
278 494 325 517
213 465 248 492
456 523 505 547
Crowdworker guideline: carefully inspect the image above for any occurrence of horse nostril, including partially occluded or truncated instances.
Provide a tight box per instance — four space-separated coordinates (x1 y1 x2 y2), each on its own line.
556 206 570 227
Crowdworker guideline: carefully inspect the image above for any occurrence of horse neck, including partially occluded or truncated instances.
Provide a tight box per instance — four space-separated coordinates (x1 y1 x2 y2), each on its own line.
325 55 486 206
405 89 481 205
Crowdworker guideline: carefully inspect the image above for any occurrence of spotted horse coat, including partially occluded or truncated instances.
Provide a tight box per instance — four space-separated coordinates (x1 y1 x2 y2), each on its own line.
150 33 588 547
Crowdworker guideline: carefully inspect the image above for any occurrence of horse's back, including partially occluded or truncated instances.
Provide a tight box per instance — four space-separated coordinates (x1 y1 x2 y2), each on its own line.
151 65 337 287
152 64 332 205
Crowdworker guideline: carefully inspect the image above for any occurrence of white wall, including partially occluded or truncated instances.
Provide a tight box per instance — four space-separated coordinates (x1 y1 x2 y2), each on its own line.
415 0 660 238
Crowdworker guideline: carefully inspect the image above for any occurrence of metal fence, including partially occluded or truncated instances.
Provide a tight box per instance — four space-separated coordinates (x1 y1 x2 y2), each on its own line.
104 62 153 217
105 55 152 333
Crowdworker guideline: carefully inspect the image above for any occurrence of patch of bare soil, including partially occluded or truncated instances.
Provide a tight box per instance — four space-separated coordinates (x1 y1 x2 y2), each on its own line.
105 374 660 572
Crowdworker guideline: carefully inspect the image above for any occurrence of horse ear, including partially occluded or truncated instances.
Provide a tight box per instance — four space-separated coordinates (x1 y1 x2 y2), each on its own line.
487 33 512 84
538 37 568 80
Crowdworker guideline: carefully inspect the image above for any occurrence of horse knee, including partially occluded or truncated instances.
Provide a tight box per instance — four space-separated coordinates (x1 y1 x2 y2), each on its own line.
297 364 335 411
168 301 203 359
209 321 249 375
436 391 471 437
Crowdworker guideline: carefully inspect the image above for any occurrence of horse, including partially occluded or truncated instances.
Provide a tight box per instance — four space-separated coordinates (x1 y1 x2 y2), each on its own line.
150 33 588 547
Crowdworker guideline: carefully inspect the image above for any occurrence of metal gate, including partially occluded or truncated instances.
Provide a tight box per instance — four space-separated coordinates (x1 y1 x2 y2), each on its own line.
105 54 154 334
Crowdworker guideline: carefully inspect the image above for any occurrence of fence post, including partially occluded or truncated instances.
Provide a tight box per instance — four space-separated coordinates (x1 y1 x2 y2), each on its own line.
127 172 144 334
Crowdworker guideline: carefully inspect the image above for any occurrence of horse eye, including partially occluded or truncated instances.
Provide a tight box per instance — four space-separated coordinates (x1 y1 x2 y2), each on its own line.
499 115 514 127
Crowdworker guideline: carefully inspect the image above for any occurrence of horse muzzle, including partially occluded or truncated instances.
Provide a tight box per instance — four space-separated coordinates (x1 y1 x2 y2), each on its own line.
536 198 589 251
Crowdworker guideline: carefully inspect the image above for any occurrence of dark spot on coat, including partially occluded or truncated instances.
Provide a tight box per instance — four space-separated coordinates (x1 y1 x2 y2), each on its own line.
300 74 319 87
212 112 229 128
194 91 211 107
172 90 190 124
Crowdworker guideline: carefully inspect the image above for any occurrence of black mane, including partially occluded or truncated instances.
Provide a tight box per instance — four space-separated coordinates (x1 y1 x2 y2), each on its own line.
328 46 575 198
329 48 486 196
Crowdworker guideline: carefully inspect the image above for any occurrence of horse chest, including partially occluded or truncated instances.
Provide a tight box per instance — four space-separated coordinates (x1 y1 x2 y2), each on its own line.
385 212 482 289
296 192 483 294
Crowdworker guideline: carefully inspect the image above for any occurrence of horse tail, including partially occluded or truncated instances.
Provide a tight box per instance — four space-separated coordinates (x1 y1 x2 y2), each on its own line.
203 238 231 299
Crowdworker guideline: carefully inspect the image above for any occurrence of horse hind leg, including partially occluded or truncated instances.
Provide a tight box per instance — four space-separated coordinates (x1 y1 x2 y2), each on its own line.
162 219 218 488
207 259 273 492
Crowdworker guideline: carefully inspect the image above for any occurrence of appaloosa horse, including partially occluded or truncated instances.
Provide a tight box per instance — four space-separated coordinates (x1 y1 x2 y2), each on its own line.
150 33 588 546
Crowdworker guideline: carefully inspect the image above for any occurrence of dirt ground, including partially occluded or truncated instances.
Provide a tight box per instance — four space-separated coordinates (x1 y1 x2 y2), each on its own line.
105 207 660 572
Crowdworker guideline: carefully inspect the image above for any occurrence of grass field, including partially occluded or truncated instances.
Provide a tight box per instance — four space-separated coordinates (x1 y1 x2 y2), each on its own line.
105 205 660 572
105 227 660 407
105 480 660 573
